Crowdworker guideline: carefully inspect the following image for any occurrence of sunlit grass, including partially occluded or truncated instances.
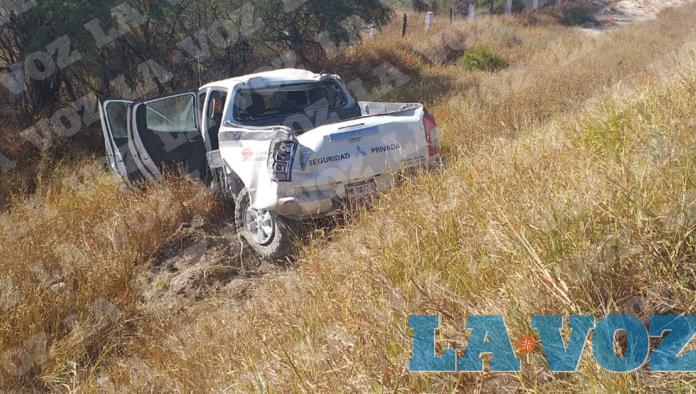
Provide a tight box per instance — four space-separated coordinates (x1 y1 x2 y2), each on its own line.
2 3 696 392
0 161 216 389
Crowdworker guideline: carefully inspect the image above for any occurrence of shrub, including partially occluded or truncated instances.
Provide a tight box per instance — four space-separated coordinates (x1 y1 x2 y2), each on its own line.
457 47 508 71
561 6 599 26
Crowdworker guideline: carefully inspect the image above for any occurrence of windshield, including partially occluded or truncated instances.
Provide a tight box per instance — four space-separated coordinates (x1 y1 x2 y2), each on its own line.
228 81 347 122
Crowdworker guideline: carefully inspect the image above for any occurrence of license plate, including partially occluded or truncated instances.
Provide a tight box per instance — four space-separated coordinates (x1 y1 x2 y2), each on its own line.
345 179 378 200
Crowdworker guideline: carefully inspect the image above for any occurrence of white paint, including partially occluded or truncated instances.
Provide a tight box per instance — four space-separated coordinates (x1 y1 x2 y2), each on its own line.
220 99 432 212
425 11 433 30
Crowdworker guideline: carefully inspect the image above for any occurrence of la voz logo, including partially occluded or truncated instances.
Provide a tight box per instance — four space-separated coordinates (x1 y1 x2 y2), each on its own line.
409 315 696 373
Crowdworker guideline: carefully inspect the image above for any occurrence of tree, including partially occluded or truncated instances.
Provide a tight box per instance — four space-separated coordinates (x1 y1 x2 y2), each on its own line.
0 1 116 122
254 0 392 66
0 0 393 126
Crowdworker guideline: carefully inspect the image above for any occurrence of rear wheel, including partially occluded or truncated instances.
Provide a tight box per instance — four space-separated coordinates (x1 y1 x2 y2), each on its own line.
234 188 295 260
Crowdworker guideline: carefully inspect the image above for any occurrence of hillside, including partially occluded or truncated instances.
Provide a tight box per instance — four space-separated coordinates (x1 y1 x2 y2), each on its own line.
1 1 695 392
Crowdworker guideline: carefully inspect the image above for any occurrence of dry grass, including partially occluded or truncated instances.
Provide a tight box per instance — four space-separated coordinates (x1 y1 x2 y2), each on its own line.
2 3 696 392
95 67 696 390
0 161 216 390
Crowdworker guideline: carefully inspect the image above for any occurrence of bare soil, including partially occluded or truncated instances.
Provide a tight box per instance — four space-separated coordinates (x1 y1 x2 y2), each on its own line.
137 215 283 311
595 0 694 26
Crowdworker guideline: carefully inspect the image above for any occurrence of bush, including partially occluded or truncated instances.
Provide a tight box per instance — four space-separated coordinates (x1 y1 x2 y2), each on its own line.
457 47 508 72
561 6 599 26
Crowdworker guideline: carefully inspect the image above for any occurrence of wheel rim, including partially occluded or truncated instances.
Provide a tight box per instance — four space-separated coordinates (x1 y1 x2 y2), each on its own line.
245 208 275 245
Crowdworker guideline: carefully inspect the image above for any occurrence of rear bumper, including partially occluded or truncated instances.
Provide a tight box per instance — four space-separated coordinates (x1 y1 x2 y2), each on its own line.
275 191 343 219
274 156 444 220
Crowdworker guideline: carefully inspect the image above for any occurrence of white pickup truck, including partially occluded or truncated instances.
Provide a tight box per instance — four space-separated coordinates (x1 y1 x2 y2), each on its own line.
99 68 441 259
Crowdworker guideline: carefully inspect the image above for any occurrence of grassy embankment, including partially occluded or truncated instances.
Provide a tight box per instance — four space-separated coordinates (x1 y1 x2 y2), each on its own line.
1 4 695 392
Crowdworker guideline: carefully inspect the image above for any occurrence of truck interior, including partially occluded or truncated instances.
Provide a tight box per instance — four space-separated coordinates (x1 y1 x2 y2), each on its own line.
205 90 227 150
135 93 208 180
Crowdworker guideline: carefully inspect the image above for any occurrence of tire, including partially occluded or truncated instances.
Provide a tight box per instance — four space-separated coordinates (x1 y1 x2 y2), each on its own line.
234 188 295 260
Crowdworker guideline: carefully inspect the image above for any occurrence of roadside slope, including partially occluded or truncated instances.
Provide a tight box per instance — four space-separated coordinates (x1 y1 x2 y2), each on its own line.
2 3 696 392
84 4 696 393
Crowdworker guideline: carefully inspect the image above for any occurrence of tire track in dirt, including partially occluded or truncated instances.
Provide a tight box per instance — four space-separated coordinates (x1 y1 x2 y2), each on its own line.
137 215 285 312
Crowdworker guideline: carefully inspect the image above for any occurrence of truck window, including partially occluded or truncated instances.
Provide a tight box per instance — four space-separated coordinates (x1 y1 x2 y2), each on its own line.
145 94 197 133
104 101 129 139
231 82 346 121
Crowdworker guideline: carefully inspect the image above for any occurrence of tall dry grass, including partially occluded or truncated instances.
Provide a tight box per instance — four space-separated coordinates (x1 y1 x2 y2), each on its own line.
0 162 216 390
71 4 695 393
2 3 696 392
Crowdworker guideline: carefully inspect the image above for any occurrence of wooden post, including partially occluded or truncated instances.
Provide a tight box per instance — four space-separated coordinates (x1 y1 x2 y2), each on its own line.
468 3 475 21
402 13 407 37
425 11 433 30
449 7 453 23
532 0 539 10
506 0 513 14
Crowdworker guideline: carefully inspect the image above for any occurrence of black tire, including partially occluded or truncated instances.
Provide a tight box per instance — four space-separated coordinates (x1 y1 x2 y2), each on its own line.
234 188 295 260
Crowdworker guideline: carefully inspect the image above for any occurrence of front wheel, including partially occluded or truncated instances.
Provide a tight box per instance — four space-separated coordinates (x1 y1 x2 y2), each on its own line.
234 188 295 260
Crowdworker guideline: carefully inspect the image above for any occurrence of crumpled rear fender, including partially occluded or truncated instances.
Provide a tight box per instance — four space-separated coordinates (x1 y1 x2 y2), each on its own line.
218 126 294 211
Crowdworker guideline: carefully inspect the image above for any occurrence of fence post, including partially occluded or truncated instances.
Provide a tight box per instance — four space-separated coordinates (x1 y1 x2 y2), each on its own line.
506 0 513 14
402 13 407 36
368 23 376 38
555 0 562 5
532 0 539 10
449 7 453 23
468 3 476 21
425 11 433 30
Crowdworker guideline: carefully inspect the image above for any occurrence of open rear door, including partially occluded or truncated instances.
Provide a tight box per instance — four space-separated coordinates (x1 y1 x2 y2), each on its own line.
99 92 207 183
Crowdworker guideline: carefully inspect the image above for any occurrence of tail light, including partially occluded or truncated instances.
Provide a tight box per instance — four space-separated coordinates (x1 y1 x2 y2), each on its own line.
423 111 440 157
269 140 296 182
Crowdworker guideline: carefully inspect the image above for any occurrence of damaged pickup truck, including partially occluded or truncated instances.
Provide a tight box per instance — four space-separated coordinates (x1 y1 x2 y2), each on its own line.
99 68 441 259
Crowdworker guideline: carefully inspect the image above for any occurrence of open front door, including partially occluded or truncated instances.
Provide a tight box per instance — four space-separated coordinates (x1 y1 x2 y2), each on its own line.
129 92 207 181
99 92 207 183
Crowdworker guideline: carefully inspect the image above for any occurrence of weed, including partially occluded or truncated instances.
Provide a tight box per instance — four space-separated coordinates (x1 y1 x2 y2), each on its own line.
457 47 509 71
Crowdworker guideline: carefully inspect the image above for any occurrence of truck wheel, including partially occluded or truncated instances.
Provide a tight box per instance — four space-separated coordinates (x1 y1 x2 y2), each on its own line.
234 188 295 260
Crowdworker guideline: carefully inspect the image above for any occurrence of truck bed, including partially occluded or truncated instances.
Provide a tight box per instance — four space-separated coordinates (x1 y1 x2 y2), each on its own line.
217 102 437 215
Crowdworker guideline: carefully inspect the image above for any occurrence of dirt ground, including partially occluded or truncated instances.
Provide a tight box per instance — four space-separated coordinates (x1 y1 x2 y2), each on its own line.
137 215 282 311
595 0 695 26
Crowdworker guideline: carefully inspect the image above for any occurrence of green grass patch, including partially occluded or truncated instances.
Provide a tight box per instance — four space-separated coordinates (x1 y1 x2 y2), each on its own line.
457 47 508 72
